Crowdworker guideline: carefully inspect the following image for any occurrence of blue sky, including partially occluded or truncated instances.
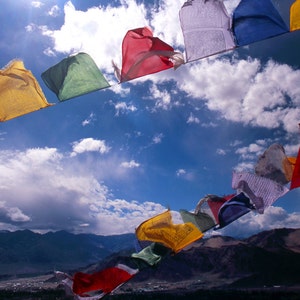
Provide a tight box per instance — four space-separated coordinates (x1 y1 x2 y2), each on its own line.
0 0 299 238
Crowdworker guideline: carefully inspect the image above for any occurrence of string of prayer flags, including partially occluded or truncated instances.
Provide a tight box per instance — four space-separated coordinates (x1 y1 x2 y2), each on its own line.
179 0 235 63
135 210 203 253
232 0 289 47
232 171 289 214
41 52 110 101
0 60 52 122
114 27 184 83
290 0 300 32
290 148 300 190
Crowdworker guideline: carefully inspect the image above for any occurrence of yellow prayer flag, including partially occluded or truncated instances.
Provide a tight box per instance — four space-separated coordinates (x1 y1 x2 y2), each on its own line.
0 60 52 122
290 0 300 31
136 210 203 253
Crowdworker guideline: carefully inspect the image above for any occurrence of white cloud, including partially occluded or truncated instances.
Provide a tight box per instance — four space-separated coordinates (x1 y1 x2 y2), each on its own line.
48 5 60 17
71 138 110 156
219 206 300 238
149 84 172 110
0 148 165 234
113 101 137 116
187 113 200 124
152 133 164 144
216 148 226 155
37 0 300 135
176 168 195 181
82 113 96 126
120 160 140 169
41 0 148 72
176 169 186 177
173 58 300 134
31 1 43 8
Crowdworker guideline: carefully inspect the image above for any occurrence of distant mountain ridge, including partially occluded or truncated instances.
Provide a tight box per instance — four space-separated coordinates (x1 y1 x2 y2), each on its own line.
83 228 300 290
1 228 300 289
0 230 135 277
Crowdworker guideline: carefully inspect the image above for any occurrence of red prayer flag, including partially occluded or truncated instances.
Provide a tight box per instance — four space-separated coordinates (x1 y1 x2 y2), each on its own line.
120 27 176 82
72 264 138 296
290 148 300 190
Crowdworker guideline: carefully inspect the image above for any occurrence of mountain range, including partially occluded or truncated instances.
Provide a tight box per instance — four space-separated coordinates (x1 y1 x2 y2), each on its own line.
81 227 300 291
0 228 300 290
0 229 135 277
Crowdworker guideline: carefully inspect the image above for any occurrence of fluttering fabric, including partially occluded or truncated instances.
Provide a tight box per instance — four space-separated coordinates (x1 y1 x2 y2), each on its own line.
232 171 289 214
179 0 235 62
217 192 254 229
179 209 216 232
195 194 234 224
41 52 110 101
72 264 138 297
290 148 300 190
290 0 300 31
114 27 184 83
255 143 294 185
232 0 289 46
135 210 203 253
131 242 170 267
0 60 51 122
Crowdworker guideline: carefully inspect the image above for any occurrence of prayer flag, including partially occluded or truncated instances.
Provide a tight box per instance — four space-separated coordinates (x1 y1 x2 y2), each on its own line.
117 27 183 82
290 0 300 31
232 0 289 46
179 0 235 62
41 52 110 101
135 210 203 253
72 264 138 297
232 171 289 213
179 209 216 232
290 148 300 190
131 242 170 268
196 194 234 224
0 60 51 122
217 192 254 229
255 144 294 185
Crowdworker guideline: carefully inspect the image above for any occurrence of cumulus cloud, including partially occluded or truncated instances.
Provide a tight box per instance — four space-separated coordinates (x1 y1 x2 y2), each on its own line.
82 113 96 126
41 0 148 72
152 133 164 144
187 113 200 124
37 0 300 135
0 148 164 234
113 101 137 116
176 168 195 181
120 160 140 169
71 138 110 156
31 1 43 8
48 5 60 17
174 58 300 134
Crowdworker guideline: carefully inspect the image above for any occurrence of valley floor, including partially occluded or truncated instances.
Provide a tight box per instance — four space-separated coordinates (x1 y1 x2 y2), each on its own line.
0 274 300 300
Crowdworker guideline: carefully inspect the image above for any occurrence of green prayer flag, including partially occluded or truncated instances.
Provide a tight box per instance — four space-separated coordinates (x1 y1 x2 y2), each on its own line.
179 209 216 233
41 52 110 101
